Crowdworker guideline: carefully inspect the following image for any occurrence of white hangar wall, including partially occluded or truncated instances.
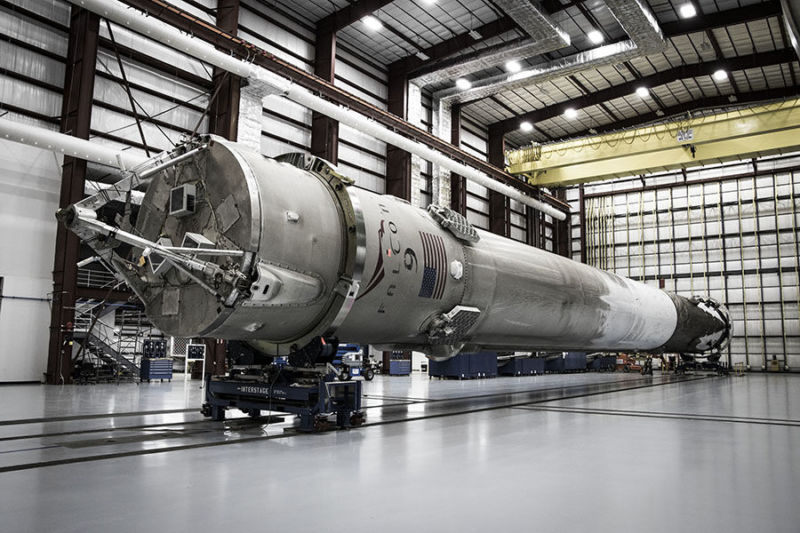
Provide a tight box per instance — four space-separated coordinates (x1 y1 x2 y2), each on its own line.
567 153 800 371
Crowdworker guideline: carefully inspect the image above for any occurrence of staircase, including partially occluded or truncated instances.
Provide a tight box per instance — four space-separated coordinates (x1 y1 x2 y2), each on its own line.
70 264 166 383
72 300 165 383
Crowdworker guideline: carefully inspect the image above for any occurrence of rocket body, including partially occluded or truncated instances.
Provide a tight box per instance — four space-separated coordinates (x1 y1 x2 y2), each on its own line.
85 137 730 359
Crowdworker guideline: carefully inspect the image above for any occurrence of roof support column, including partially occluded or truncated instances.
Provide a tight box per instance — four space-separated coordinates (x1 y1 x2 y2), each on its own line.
386 68 411 201
311 25 339 164
449 103 467 215
578 184 587 262
204 0 241 375
526 208 542 248
407 81 426 207
487 128 510 237
47 6 100 384
430 98 453 206
553 188 571 257
208 0 241 141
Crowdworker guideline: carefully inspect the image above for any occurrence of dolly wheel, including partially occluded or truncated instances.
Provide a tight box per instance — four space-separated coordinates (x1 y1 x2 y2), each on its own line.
364 368 375 381
211 406 226 421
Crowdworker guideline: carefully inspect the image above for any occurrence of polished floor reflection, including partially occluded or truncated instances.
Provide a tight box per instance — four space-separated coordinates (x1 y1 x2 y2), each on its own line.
0 371 797 532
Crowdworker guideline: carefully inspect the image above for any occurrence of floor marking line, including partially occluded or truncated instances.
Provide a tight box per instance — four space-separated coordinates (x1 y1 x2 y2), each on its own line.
0 376 708 473
516 406 800 427
0 445 61 455
361 376 709 429
513 405 800 424
0 408 197 427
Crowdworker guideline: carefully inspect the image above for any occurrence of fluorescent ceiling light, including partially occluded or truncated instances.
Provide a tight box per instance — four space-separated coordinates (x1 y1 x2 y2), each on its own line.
415 51 430 61
679 3 697 19
713 69 728 81
587 30 604 45
505 60 522 73
455 78 472 90
362 15 383 31
635 86 650 98
468 29 482 40
520 121 534 132
564 107 578 119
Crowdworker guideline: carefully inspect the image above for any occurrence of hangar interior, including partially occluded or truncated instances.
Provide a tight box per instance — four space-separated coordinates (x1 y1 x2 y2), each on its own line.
0 0 799 531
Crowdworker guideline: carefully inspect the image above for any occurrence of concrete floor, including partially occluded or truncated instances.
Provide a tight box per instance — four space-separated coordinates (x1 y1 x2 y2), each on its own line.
0 372 798 532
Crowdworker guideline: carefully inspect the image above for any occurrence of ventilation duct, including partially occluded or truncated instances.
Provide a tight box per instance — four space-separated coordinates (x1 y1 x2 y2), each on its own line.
411 0 570 86
437 0 666 104
781 0 800 60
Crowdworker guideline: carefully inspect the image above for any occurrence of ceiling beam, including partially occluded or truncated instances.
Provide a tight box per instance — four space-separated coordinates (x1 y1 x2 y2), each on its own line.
390 16 518 76
317 0 396 33
389 0 579 77
491 48 797 134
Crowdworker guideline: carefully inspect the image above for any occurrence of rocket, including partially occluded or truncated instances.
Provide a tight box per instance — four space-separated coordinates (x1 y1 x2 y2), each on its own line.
59 135 731 361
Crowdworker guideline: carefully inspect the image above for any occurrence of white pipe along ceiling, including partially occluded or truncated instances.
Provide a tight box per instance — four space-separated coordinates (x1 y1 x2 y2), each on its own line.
0 118 148 204
61 0 567 221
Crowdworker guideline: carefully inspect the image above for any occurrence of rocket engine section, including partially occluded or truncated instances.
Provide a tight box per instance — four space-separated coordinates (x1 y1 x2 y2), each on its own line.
60 136 731 360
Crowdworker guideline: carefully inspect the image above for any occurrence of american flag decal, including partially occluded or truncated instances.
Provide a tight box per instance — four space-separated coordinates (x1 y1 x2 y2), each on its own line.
418 231 447 299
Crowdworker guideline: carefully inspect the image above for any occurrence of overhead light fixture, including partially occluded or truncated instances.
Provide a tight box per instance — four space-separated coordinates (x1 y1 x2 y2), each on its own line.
729 95 738 103
415 51 430 61
713 69 728 81
587 30 604 45
564 107 578 119
455 78 472 90
520 121 534 132
505 60 522 73
588 128 598 135
655 109 665 117
636 86 650 98
679 3 697 19
362 15 383 31
468 29 482 40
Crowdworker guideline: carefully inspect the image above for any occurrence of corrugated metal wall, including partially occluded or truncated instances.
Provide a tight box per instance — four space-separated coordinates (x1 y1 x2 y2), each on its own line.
0 0 71 381
568 153 800 371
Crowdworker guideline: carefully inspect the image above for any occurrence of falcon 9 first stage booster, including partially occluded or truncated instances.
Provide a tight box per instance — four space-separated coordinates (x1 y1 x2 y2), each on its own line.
59 136 730 361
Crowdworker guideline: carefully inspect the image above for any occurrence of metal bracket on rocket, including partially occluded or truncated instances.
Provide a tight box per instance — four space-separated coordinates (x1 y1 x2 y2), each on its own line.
56 138 250 304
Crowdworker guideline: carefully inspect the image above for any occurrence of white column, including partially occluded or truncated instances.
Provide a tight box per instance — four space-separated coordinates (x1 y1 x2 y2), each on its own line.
431 97 452 207
407 82 425 208
237 80 280 152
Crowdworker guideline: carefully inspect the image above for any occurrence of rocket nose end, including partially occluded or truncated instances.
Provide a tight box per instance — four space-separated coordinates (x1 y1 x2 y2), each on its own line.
705 299 732 352
662 294 732 355
689 297 732 353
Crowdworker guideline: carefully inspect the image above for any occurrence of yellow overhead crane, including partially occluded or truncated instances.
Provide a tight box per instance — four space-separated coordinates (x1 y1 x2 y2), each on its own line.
506 97 800 187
